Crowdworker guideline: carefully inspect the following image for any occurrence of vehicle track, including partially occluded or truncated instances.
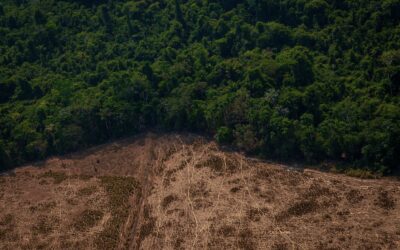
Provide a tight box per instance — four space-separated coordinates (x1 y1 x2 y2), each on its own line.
128 138 156 250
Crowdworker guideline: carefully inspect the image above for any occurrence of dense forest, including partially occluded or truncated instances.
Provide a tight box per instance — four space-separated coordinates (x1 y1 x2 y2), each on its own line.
0 0 399 173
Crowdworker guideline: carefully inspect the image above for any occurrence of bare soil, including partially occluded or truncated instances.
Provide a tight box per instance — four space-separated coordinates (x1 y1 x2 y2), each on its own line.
0 133 399 249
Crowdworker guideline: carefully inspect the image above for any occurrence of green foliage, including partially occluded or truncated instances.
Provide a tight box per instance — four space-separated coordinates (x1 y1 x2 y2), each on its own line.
0 0 399 174
257 22 292 49
0 140 10 168
215 126 233 144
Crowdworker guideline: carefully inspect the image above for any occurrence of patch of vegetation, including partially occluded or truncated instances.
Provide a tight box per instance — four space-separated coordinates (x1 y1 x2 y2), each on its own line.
218 225 236 237
161 194 178 210
66 198 79 205
73 209 103 231
95 176 139 249
29 201 57 213
72 175 94 181
336 210 350 219
60 239 87 250
375 190 396 210
0 230 6 241
32 216 58 235
277 199 319 221
196 155 224 172
396 225 400 236
256 169 273 181
77 186 98 196
136 205 156 246
139 220 155 242
238 228 256 250
38 179 48 185
0 214 17 242
230 186 242 193
99 176 139 209
39 171 67 184
345 169 381 179
303 183 335 200
189 181 210 198
0 214 13 226
346 189 364 204
247 207 268 222
193 198 213 210
288 200 319 216
0 214 17 241
174 237 185 249
272 243 289 250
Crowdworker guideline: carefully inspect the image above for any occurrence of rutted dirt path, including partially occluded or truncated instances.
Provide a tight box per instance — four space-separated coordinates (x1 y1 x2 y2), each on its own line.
1 133 400 249
129 137 157 250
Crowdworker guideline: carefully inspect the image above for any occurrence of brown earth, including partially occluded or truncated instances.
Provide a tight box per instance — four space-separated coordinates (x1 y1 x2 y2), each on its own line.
0 133 399 249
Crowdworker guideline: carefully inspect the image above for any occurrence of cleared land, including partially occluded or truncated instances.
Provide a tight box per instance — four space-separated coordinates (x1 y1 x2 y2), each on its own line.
0 133 399 249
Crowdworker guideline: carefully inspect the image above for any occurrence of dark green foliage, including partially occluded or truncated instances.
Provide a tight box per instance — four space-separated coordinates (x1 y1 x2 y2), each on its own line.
215 126 233 144
0 0 399 174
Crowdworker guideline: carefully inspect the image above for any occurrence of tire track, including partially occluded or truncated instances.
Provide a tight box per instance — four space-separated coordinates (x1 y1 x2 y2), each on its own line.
128 138 156 250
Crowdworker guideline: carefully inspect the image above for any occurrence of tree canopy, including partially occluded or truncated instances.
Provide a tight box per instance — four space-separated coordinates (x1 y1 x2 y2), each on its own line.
0 0 399 174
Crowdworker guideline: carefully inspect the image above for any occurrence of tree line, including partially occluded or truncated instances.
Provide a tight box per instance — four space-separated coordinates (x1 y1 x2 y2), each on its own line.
0 0 399 174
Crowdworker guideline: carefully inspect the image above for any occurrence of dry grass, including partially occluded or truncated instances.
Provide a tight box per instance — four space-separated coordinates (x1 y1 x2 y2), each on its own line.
272 242 289 250
345 168 380 179
39 171 67 184
139 219 155 242
276 200 319 221
247 207 268 222
346 189 364 204
72 209 103 231
99 176 138 209
1 133 399 250
375 190 396 210
135 204 157 248
29 201 57 213
162 194 178 210
230 185 242 193
195 154 238 173
218 225 236 237
238 228 256 250
189 180 210 198
77 186 98 196
0 214 13 226
195 154 225 172
95 176 139 249
0 214 16 241
303 182 336 200
32 215 58 235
